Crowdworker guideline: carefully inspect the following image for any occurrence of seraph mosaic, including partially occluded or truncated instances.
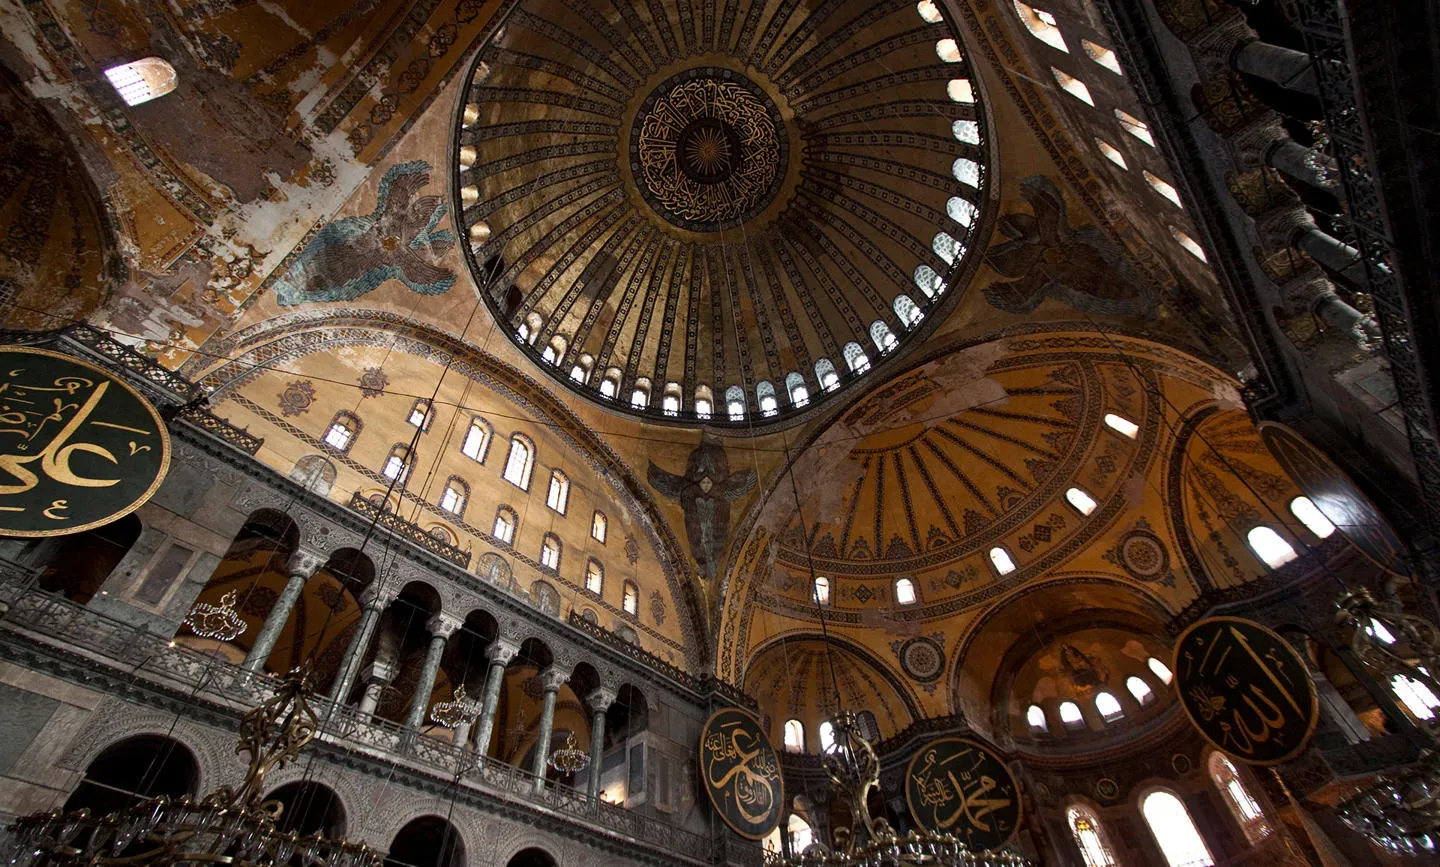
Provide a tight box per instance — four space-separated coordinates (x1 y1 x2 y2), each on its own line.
273 160 456 305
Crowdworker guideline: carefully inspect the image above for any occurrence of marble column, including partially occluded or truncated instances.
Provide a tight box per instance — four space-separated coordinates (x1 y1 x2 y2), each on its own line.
1291 224 1370 288
585 687 617 800
1267 138 1338 192
242 549 323 673
357 661 396 715
532 668 568 791
1232 40 1318 96
331 588 392 702
405 613 462 731
472 639 520 758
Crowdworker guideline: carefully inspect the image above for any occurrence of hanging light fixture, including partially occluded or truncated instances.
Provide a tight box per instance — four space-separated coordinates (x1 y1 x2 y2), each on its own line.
4 666 379 867
547 731 590 775
183 589 248 641
428 684 482 729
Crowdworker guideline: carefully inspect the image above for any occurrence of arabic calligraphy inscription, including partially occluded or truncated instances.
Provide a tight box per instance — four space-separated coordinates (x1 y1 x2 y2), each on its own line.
904 737 1022 851
0 348 169 537
1173 616 1318 765
698 707 783 839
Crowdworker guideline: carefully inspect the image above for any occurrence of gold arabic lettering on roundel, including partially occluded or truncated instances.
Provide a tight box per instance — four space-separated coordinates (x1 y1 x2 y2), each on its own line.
0 346 170 537
698 706 784 839
903 736 1022 852
1172 616 1319 765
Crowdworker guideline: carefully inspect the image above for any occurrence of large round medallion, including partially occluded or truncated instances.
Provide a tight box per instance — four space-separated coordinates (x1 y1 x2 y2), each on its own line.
904 737 1022 851
630 69 786 231
698 706 783 839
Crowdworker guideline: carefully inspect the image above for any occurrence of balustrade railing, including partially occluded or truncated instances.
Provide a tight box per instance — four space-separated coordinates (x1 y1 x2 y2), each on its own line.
0 570 713 862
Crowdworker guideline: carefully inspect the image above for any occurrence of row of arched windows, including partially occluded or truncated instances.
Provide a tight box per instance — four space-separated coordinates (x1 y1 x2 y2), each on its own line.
1244 496 1337 569
1066 753 1271 866
1027 658 1172 735
780 713 880 755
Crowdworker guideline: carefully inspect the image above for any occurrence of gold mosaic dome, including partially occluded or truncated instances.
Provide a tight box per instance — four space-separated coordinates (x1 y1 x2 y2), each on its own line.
455 0 992 427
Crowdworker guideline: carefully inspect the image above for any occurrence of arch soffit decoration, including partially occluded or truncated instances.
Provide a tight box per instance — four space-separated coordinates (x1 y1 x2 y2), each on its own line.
744 631 925 727
193 310 706 667
717 327 1241 681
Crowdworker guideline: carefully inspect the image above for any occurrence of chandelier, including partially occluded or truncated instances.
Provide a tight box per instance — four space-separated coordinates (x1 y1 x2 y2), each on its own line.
183 589 248 641
429 685 481 729
4 667 380 867
547 731 590 775
769 714 1028 867
1333 587 1440 856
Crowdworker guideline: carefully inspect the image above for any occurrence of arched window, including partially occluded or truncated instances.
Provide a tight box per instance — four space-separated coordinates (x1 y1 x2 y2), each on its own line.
1052 68 1094 105
630 377 651 409
726 385 747 420
1095 691 1123 722
1247 526 1297 568
492 507 517 544
1127 675 1154 705
933 231 963 266
1289 496 1336 538
813 576 831 606
1366 619 1397 644
428 524 458 546
1103 413 1139 438
1096 139 1128 169
870 321 898 354
382 444 413 483
783 719 806 753
1059 701 1085 729
541 334 567 365
989 546 1017 575
952 158 981 189
1014 2 1068 52
947 78 975 103
818 720 837 753
915 264 944 299
599 368 622 399
952 119 981 145
104 57 177 106
947 197 978 228
570 353 594 384
1116 109 1156 146
1067 807 1118 867
936 38 962 63
1145 171 1183 207
407 398 432 429
461 417 492 461
622 580 639 616
1392 673 1440 720
1026 704 1048 733
1209 753 1272 844
503 434 535 490
591 510 608 543
323 411 360 452
1142 790 1215 867
843 342 871 374
815 359 840 392
662 382 682 417
757 381 779 416
787 814 814 855
439 477 468 517
695 386 714 419
917 0 943 24
1083 40 1123 75
517 312 543 344
540 534 561 570
1171 228 1209 262
786 372 810 407
585 558 604 594
894 295 924 328
546 469 569 514
894 577 918 605
1148 656 1173 684
1065 487 1098 516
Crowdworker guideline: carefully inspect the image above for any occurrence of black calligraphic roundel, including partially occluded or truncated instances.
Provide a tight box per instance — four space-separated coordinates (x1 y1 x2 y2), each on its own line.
698 707 784 839
0 347 170 537
1173 617 1319 765
904 737 1022 852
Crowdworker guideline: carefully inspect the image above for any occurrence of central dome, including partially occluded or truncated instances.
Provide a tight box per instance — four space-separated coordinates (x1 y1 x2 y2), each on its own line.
632 68 787 230
455 0 990 428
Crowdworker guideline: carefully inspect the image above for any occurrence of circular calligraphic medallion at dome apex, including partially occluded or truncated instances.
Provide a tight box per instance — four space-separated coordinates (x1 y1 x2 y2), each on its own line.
631 69 787 232
1172 616 1319 765
904 737 1022 851
0 347 170 537
698 706 783 839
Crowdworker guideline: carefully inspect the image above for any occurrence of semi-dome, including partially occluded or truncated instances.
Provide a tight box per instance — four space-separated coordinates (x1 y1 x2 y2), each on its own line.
455 0 991 427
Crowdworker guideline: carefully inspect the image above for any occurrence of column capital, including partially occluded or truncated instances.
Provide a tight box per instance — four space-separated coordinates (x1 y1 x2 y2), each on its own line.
428 612 463 639
359 584 399 610
586 687 618 712
287 548 326 580
538 667 568 693
486 637 521 666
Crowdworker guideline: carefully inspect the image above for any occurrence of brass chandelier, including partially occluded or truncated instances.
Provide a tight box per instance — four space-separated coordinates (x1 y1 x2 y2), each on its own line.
4 667 379 867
